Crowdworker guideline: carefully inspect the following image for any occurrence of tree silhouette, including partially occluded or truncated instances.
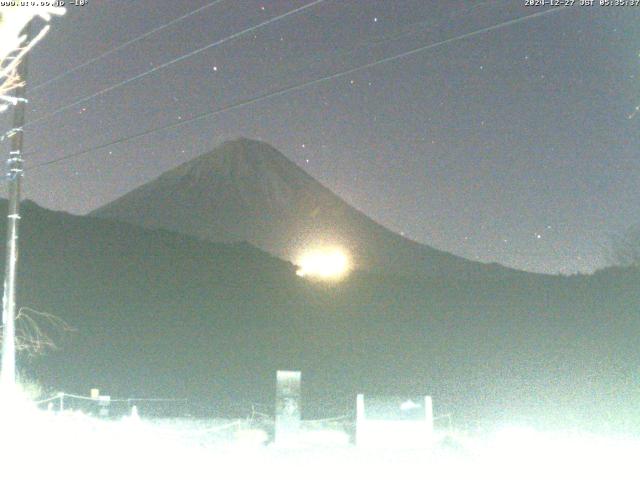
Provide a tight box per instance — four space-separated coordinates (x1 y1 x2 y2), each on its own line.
0 307 74 357
0 6 65 110
607 225 640 268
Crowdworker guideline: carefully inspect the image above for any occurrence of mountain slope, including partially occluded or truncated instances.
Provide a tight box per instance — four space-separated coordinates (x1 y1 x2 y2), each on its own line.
2 200 639 431
92 138 511 277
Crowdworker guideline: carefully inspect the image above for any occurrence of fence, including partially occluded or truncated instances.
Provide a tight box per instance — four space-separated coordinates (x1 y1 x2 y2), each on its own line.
35 392 189 418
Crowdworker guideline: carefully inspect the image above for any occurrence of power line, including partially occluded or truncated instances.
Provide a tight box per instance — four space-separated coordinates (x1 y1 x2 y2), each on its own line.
22 0 326 130
27 6 569 173
260 0 511 92
364 0 509 48
16 0 509 160
30 0 227 93
20 0 507 153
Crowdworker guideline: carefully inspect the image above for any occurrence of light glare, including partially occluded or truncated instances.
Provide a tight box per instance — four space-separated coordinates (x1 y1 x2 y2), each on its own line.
296 248 350 279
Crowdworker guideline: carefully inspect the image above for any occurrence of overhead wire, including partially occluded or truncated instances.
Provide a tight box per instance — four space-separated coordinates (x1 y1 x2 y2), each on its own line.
26 6 569 173
22 0 327 130
30 0 228 93
20 0 508 153
254 0 511 93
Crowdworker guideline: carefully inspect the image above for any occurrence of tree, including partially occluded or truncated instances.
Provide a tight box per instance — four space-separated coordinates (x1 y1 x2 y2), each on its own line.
0 307 73 357
0 5 65 112
607 225 640 269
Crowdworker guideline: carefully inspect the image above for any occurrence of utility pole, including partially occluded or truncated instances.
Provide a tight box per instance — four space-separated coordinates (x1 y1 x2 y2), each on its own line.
1 24 30 393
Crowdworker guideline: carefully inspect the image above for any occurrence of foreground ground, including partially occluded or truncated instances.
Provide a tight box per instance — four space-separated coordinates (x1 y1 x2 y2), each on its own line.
2 398 638 480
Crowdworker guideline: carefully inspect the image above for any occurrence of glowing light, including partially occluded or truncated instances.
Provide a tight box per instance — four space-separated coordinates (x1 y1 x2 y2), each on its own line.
296 248 350 280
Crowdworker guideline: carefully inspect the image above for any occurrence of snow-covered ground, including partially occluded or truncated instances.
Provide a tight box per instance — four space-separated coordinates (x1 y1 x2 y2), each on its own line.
2 397 639 480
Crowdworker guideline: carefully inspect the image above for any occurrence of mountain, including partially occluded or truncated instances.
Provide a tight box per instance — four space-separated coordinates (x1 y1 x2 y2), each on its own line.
3 200 639 431
92 138 511 278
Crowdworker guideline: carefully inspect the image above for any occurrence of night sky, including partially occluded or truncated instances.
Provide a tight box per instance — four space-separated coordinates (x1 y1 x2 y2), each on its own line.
2 0 639 274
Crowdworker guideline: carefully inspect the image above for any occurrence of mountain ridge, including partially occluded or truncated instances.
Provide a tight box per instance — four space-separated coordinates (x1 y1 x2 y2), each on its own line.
92 137 518 278
2 199 638 431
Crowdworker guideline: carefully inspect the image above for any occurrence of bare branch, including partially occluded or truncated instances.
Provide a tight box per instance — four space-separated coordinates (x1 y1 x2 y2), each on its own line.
0 6 65 106
1 307 75 357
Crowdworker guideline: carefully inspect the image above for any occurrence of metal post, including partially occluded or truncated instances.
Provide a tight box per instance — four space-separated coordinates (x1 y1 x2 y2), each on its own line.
1 24 29 393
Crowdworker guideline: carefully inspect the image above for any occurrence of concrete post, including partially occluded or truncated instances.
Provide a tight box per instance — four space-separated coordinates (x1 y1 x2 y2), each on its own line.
275 370 301 445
